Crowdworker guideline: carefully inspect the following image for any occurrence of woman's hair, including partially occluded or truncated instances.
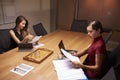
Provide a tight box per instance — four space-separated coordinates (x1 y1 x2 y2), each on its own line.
15 15 28 30
88 21 104 33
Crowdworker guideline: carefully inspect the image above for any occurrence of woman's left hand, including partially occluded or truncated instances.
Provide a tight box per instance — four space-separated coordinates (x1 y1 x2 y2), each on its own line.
26 34 34 40
71 61 83 68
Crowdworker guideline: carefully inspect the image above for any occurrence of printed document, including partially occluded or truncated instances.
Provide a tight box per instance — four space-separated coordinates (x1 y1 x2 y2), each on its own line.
53 59 88 80
10 63 34 76
29 36 44 48
29 36 42 44
61 48 80 63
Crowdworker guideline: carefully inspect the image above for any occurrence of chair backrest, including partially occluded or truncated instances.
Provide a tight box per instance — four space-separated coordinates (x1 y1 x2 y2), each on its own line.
33 23 47 36
70 19 88 33
103 28 113 44
110 43 120 80
0 29 12 53
101 43 120 80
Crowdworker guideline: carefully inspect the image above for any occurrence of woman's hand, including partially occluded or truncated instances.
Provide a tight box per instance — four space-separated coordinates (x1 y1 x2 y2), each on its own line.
23 34 34 43
25 34 34 41
71 61 83 68
69 51 78 56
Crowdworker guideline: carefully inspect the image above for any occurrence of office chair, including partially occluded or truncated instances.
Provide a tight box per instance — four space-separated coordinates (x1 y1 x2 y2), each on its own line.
103 28 113 44
33 23 47 36
110 43 120 80
0 29 12 53
70 19 89 33
101 43 120 80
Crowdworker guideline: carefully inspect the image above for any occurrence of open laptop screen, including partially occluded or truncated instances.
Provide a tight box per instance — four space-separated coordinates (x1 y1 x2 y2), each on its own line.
58 40 77 56
58 40 65 55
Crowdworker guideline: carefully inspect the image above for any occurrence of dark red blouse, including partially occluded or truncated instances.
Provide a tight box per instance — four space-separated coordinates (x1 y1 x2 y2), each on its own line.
85 36 106 79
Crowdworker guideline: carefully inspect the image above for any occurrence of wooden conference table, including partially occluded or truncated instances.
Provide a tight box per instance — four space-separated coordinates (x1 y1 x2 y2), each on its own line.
0 30 91 80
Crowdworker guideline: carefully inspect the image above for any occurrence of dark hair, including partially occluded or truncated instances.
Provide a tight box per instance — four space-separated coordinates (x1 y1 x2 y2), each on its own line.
15 15 28 30
88 21 104 33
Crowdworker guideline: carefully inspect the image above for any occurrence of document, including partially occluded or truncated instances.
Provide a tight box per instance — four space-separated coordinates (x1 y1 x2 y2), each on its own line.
52 59 88 80
29 36 42 44
28 36 44 48
33 42 44 48
10 63 34 76
61 48 80 63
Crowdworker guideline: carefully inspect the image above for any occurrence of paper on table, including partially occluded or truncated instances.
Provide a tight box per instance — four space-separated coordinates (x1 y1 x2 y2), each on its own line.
33 42 44 48
52 59 88 80
10 63 34 76
29 36 42 43
61 48 80 63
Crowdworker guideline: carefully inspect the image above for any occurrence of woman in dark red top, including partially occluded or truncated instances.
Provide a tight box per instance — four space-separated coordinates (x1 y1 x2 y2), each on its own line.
71 21 106 79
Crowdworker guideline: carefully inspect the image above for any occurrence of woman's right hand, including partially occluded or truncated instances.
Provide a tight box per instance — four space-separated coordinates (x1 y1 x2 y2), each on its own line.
23 35 34 43
25 35 34 41
69 51 78 56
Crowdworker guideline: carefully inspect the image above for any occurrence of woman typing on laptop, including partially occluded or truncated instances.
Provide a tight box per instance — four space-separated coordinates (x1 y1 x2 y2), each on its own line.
9 16 34 49
71 21 106 79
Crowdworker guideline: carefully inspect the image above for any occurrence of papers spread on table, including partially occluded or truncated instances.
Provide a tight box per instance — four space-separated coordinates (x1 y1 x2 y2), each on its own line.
60 48 80 63
10 63 34 76
52 59 88 80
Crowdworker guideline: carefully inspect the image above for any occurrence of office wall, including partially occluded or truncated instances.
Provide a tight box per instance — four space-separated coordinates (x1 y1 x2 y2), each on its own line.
57 0 120 31
0 0 50 35
78 0 120 30
56 0 75 30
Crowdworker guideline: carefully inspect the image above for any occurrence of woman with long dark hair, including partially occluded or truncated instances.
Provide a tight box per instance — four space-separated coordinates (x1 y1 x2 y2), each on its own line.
9 15 33 49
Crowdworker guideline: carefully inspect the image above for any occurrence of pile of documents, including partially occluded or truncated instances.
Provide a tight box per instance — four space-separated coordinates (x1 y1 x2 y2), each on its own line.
53 59 88 80
52 49 88 80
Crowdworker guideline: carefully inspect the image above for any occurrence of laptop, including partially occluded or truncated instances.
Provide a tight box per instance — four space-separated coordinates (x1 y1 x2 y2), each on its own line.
18 43 33 52
58 40 78 56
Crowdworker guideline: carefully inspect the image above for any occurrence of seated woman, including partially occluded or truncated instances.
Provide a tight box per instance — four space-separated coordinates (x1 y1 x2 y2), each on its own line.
71 21 106 79
9 15 34 49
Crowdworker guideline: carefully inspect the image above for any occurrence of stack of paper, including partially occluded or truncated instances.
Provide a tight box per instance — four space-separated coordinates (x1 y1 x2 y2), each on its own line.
53 59 88 80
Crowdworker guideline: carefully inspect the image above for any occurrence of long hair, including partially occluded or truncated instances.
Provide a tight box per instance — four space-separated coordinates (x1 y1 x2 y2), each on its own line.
15 16 29 36
15 15 28 31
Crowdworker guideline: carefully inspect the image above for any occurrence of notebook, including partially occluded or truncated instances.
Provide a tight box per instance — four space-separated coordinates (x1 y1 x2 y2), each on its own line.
58 40 77 56
18 43 33 52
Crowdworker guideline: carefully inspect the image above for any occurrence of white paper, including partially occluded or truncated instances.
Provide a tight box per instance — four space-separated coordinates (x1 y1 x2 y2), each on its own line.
29 36 42 43
33 42 44 48
10 63 34 76
52 59 88 80
61 48 80 63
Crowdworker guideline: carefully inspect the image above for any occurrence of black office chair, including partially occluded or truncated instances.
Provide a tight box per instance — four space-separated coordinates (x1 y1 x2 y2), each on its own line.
33 23 47 36
110 43 120 80
103 28 113 44
101 43 120 80
0 29 12 53
70 19 89 33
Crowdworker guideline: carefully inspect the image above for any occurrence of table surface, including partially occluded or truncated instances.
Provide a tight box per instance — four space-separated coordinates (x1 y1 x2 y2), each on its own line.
0 30 92 80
